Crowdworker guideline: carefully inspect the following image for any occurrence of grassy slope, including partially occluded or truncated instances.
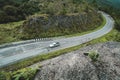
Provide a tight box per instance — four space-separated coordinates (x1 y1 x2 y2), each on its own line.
0 21 24 44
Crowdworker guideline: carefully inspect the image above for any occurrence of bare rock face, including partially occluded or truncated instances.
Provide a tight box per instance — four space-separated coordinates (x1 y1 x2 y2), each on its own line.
34 42 120 80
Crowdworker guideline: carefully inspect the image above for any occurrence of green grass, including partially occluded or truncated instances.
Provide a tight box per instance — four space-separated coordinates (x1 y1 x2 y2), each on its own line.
0 21 24 44
0 67 38 80
0 21 24 29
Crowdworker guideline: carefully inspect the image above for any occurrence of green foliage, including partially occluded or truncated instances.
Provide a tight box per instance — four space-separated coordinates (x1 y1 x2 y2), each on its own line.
3 5 18 16
0 71 11 80
0 10 8 23
0 68 38 80
19 1 39 15
0 21 24 44
12 68 37 80
0 0 39 23
73 0 84 4
44 2 56 15
59 8 67 15
88 51 99 61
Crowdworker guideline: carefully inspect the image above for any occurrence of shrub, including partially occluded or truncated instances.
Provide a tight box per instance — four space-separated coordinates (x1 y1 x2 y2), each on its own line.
59 8 67 15
88 51 99 61
0 68 38 80
12 68 37 80
3 5 18 16
0 71 11 80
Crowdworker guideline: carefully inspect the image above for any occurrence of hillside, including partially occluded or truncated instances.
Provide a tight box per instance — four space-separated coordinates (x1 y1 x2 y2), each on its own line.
35 42 120 80
19 0 102 39
0 0 103 43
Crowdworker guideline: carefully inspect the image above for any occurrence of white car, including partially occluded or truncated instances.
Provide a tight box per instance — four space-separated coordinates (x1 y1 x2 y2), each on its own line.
49 42 60 48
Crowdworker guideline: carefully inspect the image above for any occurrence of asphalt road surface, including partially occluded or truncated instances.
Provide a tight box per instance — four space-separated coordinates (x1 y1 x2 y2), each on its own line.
0 12 114 68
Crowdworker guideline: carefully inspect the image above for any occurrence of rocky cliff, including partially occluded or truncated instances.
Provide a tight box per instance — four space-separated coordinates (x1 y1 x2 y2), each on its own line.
21 12 102 39
34 42 120 80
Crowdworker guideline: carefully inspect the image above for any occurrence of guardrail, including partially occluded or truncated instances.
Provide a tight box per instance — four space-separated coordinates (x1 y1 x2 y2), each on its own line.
0 38 53 49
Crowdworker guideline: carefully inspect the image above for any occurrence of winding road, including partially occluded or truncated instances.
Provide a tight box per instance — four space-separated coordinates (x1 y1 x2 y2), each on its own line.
0 12 114 68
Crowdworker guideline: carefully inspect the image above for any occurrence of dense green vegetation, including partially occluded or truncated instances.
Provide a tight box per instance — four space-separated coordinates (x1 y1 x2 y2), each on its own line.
97 0 120 9
0 0 39 23
88 51 99 62
0 68 37 80
87 0 120 9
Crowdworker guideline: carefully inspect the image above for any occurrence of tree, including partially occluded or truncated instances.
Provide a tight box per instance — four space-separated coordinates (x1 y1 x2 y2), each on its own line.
59 7 67 15
92 0 98 9
0 10 8 23
3 5 18 16
19 1 39 15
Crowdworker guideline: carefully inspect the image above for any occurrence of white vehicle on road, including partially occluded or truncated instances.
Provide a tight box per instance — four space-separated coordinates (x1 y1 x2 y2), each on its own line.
0 12 114 67
49 42 60 48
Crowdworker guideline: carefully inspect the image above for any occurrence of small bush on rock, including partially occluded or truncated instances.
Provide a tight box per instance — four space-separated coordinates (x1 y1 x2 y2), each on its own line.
88 51 99 61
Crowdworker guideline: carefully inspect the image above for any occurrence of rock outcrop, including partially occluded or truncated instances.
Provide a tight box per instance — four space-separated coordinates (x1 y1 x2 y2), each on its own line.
34 42 120 80
21 12 102 39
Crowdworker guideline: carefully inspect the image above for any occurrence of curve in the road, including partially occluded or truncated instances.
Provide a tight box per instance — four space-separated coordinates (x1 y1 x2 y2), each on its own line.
0 12 114 68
